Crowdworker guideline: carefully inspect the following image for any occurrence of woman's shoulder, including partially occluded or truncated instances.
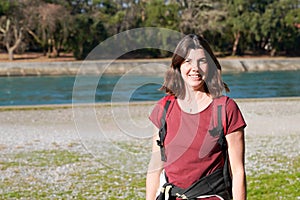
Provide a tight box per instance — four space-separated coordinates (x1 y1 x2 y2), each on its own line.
149 95 176 127
222 96 242 112
157 94 176 105
214 95 239 109
213 95 230 104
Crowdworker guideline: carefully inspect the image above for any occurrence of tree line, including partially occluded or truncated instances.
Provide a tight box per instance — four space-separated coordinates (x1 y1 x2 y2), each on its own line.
0 0 299 60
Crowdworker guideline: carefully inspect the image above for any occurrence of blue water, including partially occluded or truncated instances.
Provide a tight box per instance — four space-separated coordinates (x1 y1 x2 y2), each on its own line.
0 70 299 106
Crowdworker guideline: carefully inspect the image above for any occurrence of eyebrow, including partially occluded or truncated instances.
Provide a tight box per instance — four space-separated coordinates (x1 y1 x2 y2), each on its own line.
185 57 206 61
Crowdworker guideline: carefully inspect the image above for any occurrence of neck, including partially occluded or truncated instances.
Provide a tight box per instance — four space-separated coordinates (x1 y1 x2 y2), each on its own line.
184 85 208 102
178 87 212 113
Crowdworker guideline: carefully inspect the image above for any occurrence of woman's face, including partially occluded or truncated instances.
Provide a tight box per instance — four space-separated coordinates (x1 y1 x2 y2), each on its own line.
180 48 208 91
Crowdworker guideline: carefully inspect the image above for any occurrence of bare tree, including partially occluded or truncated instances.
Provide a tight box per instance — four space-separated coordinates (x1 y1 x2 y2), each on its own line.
26 1 70 57
0 2 25 61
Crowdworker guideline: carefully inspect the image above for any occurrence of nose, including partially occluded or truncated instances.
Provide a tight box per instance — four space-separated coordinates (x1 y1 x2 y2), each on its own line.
191 60 199 71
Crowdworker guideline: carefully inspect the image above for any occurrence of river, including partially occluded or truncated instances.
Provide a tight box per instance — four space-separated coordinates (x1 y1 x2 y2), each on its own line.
0 70 299 106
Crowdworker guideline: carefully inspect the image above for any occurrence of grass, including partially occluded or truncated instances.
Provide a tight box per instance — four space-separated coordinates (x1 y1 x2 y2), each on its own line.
0 148 147 199
0 144 299 199
247 156 300 199
247 171 300 199
0 150 81 171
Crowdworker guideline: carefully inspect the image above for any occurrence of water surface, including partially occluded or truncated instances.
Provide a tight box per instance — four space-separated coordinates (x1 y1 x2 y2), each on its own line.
0 70 299 106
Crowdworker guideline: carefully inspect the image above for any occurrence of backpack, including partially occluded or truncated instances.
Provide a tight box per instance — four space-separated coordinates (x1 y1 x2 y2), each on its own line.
156 95 232 200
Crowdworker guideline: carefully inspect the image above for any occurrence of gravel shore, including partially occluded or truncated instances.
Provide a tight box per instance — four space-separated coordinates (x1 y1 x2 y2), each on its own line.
0 98 299 198
1 98 300 172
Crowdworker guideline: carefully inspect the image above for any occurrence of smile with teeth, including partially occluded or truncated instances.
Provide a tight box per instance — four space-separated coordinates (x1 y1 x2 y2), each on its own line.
189 74 202 79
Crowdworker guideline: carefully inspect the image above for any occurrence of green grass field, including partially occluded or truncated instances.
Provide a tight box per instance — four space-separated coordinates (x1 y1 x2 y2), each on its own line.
0 146 299 199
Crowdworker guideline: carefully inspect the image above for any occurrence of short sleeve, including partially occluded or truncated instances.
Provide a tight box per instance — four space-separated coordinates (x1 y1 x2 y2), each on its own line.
226 98 247 135
149 98 165 129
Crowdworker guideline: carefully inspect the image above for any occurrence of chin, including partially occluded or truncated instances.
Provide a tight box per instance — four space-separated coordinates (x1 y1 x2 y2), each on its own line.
190 82 205 90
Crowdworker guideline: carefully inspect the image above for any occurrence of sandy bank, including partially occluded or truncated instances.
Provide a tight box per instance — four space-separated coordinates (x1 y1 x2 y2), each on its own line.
0 58 300 76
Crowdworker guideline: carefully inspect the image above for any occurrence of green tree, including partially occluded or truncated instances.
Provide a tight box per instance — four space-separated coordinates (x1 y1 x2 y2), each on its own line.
284 5 300 55
95 0 145 36
0 1 9 15
68 13 107 60
261 0 299 56
225 0 253 56
133 0 180 58
179 0 226 35
143 0 180 30
173 0 230 55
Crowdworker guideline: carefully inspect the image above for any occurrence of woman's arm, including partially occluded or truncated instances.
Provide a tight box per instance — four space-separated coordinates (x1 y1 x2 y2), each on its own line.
226 127 247 200
146 127 164 200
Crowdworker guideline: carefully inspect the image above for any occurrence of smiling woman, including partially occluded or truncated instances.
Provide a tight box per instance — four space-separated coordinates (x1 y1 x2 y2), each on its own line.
146 34 247 200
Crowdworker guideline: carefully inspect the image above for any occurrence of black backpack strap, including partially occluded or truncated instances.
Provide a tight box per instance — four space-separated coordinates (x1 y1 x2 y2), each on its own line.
216 98 232 198
209 96 232 198
209 105 224 138
156 99 172 161
217 104 227 149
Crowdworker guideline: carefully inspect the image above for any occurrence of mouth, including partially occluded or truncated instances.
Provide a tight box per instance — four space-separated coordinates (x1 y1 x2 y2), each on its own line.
188 73 202 80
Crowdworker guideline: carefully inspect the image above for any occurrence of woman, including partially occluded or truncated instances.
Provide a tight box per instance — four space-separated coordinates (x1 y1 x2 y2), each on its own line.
146 34 247 200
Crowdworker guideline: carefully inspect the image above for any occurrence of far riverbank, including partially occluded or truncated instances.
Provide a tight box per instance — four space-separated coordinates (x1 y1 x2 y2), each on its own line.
0 57 300 76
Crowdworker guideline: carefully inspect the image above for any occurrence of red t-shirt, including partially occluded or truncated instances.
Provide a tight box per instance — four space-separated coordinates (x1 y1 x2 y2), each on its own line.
149 96 246 199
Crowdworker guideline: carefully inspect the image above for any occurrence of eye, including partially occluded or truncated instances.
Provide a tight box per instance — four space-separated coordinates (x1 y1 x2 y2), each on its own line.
198 59 207 65
184 58 191 64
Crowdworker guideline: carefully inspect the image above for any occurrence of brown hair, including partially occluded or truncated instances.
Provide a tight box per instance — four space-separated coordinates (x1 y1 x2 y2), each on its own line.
160 34 229 99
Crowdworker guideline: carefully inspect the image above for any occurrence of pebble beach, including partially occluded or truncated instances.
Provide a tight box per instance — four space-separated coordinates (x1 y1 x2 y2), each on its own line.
0 98 299 198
